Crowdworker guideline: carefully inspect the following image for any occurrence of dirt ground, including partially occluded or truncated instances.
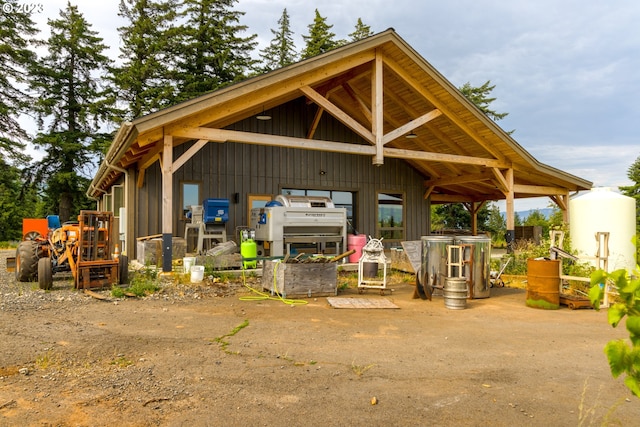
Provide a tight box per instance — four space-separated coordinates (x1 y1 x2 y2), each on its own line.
1 249 639 426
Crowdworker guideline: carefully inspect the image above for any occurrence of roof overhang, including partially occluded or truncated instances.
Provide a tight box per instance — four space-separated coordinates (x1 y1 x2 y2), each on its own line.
89 29 592 204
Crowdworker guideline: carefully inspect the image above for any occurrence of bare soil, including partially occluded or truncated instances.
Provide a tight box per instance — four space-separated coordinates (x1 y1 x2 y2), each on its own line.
1 249 639 426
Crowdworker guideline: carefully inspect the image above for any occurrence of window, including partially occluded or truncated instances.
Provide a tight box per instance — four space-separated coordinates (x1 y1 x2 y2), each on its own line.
103 194 112 212
182 182 201 218
281 189 356 233
377 192 404 242
113 185 124 216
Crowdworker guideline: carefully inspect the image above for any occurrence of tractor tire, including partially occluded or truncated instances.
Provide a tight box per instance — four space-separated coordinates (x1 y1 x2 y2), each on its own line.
118 255 129 285
15 240 40 282
38 257 53 290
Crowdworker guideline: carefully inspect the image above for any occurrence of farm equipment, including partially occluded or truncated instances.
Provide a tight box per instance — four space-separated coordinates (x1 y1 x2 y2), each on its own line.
8 211 128 290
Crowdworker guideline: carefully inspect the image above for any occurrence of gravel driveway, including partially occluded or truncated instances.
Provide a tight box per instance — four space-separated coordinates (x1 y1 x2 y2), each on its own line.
1 249 639 426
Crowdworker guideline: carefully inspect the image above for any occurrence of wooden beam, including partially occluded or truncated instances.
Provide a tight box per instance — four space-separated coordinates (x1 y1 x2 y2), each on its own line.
382 109 442 145
423 185 435 200
384 58 506 161
342 81 372 124
513 184 570 196
550 194 568 211
372 50 384 165
384 147 510 168
424 171 492 187
549 193 569 223
171 127 376 156
299 85 374 144
491 168 509 193
307 107 324 140
151 50 376 136
136 151 160 188
462 201 486 235
173 139 208 172
430 193 476 203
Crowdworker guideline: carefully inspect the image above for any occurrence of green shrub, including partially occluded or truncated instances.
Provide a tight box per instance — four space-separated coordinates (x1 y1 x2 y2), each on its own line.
590 267 640 397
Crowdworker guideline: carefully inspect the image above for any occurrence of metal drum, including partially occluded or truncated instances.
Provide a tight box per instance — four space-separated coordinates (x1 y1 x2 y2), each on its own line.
420 235 454 294
455 235 491 299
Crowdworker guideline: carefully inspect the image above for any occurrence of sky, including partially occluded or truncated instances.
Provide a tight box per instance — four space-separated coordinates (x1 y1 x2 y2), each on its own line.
24 0 640 211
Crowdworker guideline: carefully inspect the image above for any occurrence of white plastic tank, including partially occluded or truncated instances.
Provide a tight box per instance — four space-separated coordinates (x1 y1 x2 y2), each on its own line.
569 187 636 273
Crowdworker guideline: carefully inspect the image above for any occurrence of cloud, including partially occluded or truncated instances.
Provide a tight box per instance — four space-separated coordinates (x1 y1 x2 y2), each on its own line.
27 0 640 210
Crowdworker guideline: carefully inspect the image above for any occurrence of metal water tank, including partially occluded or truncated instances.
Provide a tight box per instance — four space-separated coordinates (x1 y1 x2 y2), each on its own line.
569 187 636 273
420 235 454 292
455 235 492 299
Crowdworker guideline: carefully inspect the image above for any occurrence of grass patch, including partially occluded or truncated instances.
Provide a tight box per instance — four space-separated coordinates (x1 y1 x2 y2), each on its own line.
35 350 57 370
112 267 160 297
213 319 249 354
110 355 134 368
351 361 375 377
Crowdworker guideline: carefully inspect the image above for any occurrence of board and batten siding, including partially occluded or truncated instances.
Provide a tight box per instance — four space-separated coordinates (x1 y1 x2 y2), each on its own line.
135 98 431 245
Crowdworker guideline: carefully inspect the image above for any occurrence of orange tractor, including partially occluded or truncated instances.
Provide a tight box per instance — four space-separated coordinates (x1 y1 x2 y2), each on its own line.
9 211 128 290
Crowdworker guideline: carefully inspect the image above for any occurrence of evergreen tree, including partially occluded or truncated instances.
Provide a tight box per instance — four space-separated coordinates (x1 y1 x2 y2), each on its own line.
523 209 550 239
259 8 297 72
433 204 470 230
485 203 506 243
173 0 258 103
0 158 40 241
620 155 640 261
301 9 341 59
112 0 180 120
620 155 640 200
349 18 374 41
0 0 39 161
459 80 510 125
29 3 115 222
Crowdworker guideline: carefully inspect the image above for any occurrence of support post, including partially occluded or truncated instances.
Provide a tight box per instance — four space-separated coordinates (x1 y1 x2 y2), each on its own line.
504 168 515 252
372 50 384 165
162 134 173 273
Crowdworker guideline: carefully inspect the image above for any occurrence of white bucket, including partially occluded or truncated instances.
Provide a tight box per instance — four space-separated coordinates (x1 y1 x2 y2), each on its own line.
183 257 196 274
190 265 205 283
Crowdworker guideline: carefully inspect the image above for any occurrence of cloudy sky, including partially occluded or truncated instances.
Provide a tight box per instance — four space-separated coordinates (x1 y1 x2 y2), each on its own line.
28 0 639 210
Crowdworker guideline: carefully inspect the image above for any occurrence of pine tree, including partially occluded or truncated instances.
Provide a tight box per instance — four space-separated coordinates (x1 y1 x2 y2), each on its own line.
459 80 509 122
111 0 180 120
485 203 506 243
259 8 297 72
301 9 341 59
619 155 640 261
173 0 258 103
0 0 39 161
0 157 40 240
29 3 115 222
349 18 374 41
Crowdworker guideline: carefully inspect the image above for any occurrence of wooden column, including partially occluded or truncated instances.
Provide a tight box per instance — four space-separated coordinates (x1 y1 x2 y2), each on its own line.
505 168 515 249
372 50 384 165
463 201 486 235
162 134 173 273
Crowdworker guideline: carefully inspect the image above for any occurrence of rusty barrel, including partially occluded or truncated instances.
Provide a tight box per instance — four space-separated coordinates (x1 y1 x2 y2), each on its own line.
444 277 468 310
526 259 560 309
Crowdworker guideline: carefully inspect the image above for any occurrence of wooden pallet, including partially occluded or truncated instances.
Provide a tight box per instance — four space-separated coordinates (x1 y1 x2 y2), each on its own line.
560 294 593 310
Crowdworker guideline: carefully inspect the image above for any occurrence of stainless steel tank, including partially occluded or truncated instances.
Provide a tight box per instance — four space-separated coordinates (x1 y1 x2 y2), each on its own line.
455 235 491 299
420 235 454 294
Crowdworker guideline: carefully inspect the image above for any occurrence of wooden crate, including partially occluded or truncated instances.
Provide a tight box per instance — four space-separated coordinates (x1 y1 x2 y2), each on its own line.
262 260 337 298
136 237 186 266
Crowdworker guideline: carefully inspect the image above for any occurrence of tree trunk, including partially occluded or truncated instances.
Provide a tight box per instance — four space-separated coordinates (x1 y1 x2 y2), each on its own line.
59 192 73 223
